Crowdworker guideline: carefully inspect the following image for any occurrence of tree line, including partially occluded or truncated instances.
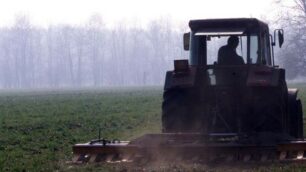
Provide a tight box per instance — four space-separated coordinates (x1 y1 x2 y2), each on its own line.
275 0 306 80
0 15 187 88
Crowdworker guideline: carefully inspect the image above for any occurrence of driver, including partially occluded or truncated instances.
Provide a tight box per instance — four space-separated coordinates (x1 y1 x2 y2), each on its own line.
217 36 245 65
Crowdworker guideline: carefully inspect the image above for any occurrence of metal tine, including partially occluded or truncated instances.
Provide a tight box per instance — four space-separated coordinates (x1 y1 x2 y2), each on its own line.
80 154 89 163
112 154 123 163
72 154 81 163
133 154 144 163
95 153 108 162
297 151 304 160
105 154 115 162
208 154 217 162
84 154 90 160
243 154 251 162
260 154 268 162
226 154 234 162
175 156 183 162
135 156 150 165
279 151 287 160
191 156 199 162
121 154 132 162
89 154 98 163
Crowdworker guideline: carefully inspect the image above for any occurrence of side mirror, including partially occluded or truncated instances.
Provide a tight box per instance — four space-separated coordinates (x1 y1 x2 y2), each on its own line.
278 30 284 48
274 29 284 48
183 32 190 51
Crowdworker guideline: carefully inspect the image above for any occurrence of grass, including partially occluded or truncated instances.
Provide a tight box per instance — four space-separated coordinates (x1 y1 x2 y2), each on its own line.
0 85 306 171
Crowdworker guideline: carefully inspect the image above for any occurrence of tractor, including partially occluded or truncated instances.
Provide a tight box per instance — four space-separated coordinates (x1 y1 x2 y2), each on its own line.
73 18 305 163
162 18 303 140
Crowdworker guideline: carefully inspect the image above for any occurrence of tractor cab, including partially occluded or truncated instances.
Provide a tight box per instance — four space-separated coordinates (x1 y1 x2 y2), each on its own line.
184 18 283 67
169 18 285 88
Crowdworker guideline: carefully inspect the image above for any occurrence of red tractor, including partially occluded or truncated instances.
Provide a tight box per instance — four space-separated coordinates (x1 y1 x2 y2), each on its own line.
73 18 305 163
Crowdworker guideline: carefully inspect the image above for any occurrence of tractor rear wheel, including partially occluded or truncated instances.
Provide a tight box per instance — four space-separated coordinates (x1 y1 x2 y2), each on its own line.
162 89 187 132
289 99 304 138
246 86 286 134
162 88 197 133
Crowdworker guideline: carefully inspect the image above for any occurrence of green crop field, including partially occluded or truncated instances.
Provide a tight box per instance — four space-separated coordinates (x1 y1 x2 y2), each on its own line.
1 85 306 172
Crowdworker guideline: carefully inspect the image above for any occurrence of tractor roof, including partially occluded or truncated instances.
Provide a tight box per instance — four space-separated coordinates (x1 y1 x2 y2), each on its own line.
189 18 268 33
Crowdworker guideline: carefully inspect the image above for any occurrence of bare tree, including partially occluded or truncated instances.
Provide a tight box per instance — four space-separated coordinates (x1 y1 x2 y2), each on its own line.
11 15 32 88
75 27 86 86
86 14 106 86
0 15 189 88
274 0 306 79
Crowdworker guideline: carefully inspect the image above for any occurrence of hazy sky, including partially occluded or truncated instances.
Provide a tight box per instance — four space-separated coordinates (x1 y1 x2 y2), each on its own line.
0 0 279 27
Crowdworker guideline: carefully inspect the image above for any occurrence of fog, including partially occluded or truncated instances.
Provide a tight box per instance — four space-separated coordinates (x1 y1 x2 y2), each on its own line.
0 0 304 88
0 15 188 88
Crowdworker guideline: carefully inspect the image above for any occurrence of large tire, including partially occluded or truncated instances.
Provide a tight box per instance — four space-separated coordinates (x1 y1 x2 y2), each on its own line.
247 86 286 134
162 88 195 133
289 99 304 138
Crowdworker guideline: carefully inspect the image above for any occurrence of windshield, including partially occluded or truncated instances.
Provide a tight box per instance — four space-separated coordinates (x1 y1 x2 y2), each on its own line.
190 33 259 65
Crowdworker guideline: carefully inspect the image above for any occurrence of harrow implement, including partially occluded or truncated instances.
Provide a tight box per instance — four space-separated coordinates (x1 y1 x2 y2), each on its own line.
72 133 306 164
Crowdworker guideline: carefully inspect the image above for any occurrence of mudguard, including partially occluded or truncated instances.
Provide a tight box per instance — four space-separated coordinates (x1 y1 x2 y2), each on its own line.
247 66 285 87
164 67 197 90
